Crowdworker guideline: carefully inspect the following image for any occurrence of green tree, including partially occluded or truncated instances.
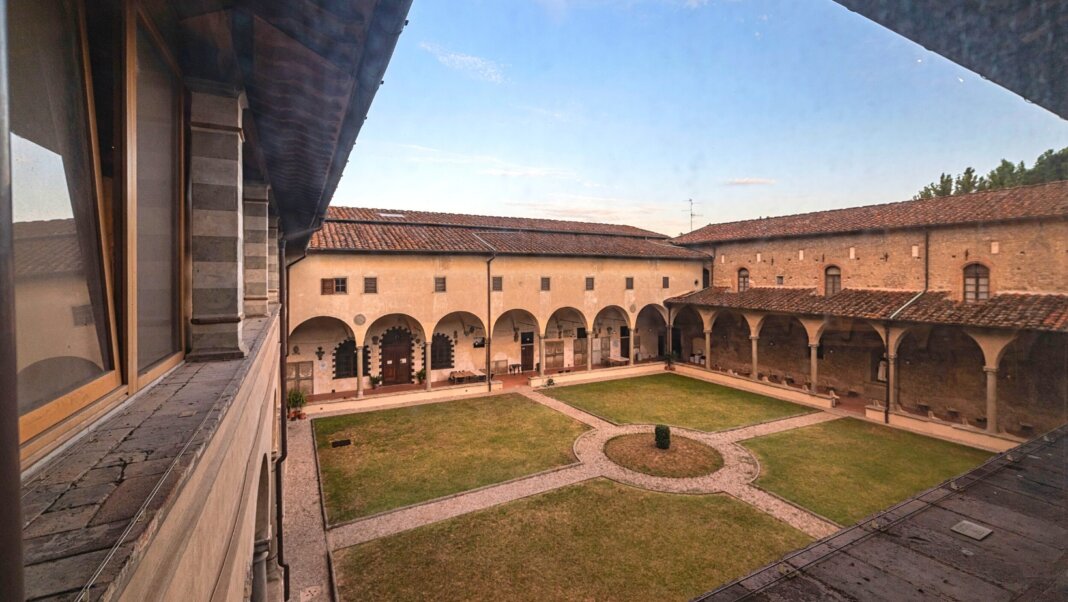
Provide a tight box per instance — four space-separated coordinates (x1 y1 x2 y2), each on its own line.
912 147 1068 200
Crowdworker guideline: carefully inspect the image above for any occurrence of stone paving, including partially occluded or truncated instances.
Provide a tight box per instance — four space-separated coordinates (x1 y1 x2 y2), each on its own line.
286 381 848 594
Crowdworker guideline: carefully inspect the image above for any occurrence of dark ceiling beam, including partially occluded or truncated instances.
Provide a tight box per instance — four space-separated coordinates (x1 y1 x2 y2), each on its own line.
835 0 1067 120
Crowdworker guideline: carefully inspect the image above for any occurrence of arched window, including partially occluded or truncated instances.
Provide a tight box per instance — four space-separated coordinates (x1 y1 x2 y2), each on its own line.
430 333 454 369
334 339 356 379
825 266 841 297
737 268 750 292
964 264 990 302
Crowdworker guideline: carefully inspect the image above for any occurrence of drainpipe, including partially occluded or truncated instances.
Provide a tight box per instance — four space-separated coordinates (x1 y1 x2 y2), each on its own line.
275 237 290 600
472 233 497 392
0 1 25 596
884 230 930 424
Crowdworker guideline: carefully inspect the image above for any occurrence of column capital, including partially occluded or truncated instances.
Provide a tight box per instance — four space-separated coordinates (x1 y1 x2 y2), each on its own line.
703 329 713 335
749 335 760 341
808 342 820 349
983 366 998 374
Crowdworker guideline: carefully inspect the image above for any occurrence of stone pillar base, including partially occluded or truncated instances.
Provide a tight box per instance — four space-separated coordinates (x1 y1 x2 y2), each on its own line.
188 318 247 361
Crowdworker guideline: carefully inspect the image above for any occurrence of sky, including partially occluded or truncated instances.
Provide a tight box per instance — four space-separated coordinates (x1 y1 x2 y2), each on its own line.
332 0 1068 237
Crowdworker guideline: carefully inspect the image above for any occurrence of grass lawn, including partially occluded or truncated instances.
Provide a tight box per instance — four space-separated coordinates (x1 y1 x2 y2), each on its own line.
334 479 811 601
604 433 723 478
744 418 993 525
314 394 588 524
542 373 812 431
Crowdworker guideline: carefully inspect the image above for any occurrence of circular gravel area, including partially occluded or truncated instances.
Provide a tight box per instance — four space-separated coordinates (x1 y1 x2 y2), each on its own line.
603 433 723 478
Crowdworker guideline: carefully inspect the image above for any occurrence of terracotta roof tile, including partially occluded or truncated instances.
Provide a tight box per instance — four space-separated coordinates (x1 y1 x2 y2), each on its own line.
327 206 667 238
310 221 706 260
672 180 1068 245
13 219 84 278
668 286 1068 332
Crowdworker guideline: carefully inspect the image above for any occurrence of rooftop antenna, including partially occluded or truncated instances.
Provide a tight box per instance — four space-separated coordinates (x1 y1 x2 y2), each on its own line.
684 198 702 232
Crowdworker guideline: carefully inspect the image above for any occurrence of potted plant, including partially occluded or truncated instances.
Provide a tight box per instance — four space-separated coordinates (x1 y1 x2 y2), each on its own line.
369 374 383 390
664 353 676 371
286 389 306 421
416 368 426 384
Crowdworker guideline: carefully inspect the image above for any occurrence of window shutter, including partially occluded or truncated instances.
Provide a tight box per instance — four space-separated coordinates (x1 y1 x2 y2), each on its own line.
321 278 334 295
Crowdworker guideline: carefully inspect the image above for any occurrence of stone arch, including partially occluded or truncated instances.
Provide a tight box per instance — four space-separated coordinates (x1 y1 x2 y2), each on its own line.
490 309 541 374
996 331 1068 436
708 309 752 375
897 325 987 427
287 316 355 395
544 306 588 338
756 313 810 385
431 311 489 379
670 305 705 363
813 318 887 408
635 304 669 361
593 305 633 364
250 454 272 601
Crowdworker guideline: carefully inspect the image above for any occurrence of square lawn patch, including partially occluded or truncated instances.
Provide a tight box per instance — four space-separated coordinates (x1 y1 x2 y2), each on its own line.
334 479 812 601
744 418 993 525
314 394 588 524
542 373 813 431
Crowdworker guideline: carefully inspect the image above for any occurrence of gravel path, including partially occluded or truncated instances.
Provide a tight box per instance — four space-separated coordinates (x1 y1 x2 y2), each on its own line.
283 419 331 602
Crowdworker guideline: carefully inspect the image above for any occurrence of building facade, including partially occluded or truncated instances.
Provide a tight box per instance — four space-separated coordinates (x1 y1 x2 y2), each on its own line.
291 183 1068 451
2 0 411 599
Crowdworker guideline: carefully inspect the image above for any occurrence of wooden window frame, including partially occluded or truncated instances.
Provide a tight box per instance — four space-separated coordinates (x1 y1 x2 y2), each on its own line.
963 263 990 302
125 1 187 389
662 276 670 289
363 277 377 294
824 266 842 297
18 0 125 451
430 333 454 369
585 277 594 291
625 277 634 290
491 275 503 292
434 276 447 293
737 268 750 292
540 277 551 291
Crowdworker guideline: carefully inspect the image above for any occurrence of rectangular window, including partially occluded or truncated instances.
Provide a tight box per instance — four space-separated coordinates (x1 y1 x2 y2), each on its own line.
776 276 784 286
911 244 920 258
492 276 503 291
756 252 762 262
662 276 670 289
625 277 634 290
11 0 117 420
849 247 856 260
541 277 551 291
321 278 347 294
135 27 182 373
435 276 447 292
798 249 805 260
585 277 595 291
363 277 377 294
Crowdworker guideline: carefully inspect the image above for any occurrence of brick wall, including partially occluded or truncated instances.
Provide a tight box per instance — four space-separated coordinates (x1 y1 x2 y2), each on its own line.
696 218 1068 298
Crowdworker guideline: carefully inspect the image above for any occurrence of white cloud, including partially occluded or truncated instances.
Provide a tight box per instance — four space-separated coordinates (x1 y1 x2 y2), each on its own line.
725 177 776 186
419 42 505 84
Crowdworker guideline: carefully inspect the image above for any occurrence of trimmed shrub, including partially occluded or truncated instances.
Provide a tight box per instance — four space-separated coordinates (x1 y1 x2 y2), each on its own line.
655 424 671 449
287 389 306 410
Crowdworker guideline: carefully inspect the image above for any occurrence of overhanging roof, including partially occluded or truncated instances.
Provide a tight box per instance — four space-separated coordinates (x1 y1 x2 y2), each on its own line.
176 1 414 252
835 1 1067 120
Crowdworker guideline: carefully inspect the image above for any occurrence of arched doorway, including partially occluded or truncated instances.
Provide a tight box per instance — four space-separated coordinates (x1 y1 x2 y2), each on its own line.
544 307 588 372
670 305 704 365
592 305 631 366
756 314 809 386
491 309 541 374
432 311 488 383
288 316 354 395
635 304 667 362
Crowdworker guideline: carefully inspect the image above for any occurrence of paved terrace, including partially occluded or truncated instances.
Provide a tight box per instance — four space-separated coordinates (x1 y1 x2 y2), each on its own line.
699 424 1068 601
20 311 277 601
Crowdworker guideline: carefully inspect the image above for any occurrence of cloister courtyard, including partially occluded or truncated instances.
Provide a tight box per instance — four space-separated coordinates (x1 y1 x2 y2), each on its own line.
286 371 991 601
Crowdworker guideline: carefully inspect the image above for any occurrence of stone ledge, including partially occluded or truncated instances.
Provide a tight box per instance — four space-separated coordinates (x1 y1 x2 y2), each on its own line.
21 307 280 601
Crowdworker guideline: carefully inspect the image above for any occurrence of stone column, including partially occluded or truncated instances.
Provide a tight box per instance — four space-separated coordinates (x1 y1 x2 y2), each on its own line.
356 344 364 399
704 329 712 370
242 183 269 317
424 341 432 391
267 215 279 304
750 335 760 379
251 539 270 602
809 343 819 391
887 354 898 410
188 87 246 361
538 335 545 376
984 366 998 433
586 341 593 372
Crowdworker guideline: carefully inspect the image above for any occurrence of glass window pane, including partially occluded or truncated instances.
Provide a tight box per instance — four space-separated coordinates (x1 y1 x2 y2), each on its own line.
11 0 112 415
136 28 180 372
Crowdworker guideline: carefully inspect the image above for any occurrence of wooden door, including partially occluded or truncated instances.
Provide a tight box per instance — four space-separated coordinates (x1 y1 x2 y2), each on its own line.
545 341 564 370
380 329 412 385
520 331 535 371
574 338 587 368
286 361 313 395
620 327 631 361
